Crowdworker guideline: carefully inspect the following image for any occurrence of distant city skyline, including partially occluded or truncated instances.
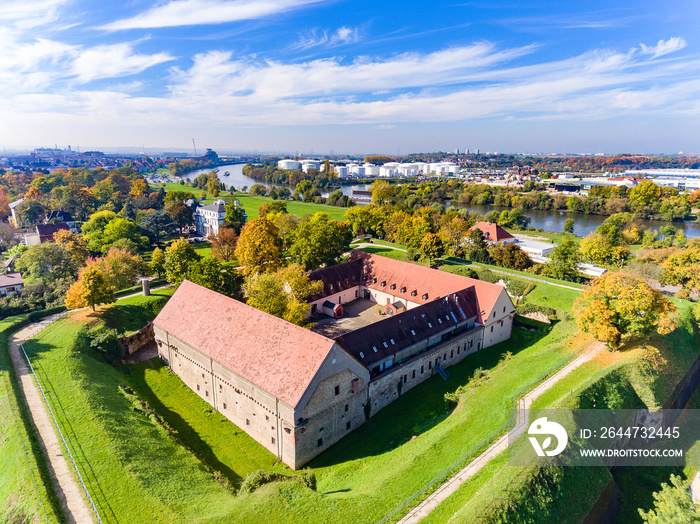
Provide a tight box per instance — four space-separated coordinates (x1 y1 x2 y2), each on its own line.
2 0 700 154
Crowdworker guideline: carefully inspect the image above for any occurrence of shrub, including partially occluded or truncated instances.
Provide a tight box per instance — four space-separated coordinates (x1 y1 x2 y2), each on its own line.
505 279 536 298
239 470 316 495
476 270 500 283
452 266 479 279
515 303 558 321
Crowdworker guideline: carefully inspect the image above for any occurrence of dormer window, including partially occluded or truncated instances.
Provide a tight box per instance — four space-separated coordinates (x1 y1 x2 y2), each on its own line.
380 281 386 288
411 290 417 297
400 286 406 293
422 293 429 300
390 283 396 290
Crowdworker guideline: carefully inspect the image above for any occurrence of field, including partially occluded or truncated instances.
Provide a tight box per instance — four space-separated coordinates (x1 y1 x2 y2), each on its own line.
13 275 587 523
0 315 62 523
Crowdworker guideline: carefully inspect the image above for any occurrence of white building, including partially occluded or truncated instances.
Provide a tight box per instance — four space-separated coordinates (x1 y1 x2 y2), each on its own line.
301 160 320 173
195 200 227 236
363 163 379 176
0 273 23 297
335 166 349 178
8 198 25 227
277 159 302 170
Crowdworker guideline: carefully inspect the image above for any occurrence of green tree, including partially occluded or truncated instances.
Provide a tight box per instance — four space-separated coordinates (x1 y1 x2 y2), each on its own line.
563 218 575 234
244 264 322 325
420 233 445 266
82 210 118 252
629 180 661 208
86 248 149 291
150 247 165 278
234 218 284 275
166 201 194 234
140 210 176 245
53 229 89 265
15 243 79 284
102 217 145 254
370 180 393 205
258 200 288 218
574 272 676 350
163 239 201 285
187 257 241 298
288 213 352 270
65 266 116 312
639 475 700 523
224 204 247 234
15 199 44 224
542 235 580 281
463 228 491 263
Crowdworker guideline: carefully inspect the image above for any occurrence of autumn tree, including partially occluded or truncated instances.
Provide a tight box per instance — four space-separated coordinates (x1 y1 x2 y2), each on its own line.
130 178 148 197
439 216 471 256
244 264 323 325
344 205 389 238
420 233 445 266
234 218 284 275
163 239 201 285
15 199 44 224
370 180 393 205
659 246 700 298
65 267 116 312
86 248 149 291
210 227 238 262
288 213 352 270
0 223 20 252
150 247 166 278
258 200 288 218
187 257 241 298
488 242 532 270
53 229 89 265
166 201 194 233
574 272 676 350
628 180 661 208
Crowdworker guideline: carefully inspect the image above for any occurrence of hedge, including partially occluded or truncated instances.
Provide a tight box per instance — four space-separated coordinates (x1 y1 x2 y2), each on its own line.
239 469 316 495
515 303 558 321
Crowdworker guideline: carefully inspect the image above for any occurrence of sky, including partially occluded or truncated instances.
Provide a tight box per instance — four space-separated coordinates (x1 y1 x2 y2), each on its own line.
2 0 700 155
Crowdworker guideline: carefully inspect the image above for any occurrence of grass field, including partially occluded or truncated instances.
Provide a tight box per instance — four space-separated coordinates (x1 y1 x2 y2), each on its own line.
13 273 588 523
0 315 62 523
217 193 349 221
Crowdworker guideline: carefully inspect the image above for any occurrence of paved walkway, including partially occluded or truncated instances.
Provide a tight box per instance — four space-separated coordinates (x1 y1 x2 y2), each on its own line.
9 312 95 524
397 341 606 524
352 242 582 292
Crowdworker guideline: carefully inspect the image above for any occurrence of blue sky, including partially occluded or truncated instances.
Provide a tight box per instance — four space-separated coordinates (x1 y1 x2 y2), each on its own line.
2 0 699 154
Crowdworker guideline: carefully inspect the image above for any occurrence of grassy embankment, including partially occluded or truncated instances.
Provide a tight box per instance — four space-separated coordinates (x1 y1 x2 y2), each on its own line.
17 272 586 523
0 314 62 523
423 299 699 524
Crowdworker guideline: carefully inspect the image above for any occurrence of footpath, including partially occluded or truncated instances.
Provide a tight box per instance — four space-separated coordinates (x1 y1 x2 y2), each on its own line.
396 340 607 524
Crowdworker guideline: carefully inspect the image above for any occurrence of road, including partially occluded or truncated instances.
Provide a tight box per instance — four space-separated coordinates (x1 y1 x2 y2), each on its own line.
396 340 606 524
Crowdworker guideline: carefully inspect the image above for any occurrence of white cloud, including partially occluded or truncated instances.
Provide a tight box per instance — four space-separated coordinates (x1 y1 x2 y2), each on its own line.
100 0 325 30
0 0 70 28
292 26 361 50
70 43 174 83
639 37 686 59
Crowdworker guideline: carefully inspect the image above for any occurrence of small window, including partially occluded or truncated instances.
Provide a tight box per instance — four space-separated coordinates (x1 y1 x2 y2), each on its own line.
503 306 506 313
319 427 324 433
438 318 442 324
412 370 416 379
493 312 496 318
360 352 364 358
334 385 340 396
390 339 395 345
380 280 386 287
271 437 275 444
428 362 432 370
421 365 424 374
411 290 417 297
422 293 428 300
444 353 447 360
285 427 291 434
197 384 200 391
219 384 222 391
411 330 415 335
428 323 432 328
223 403 227 409
317 438 323 447
383 342 388 348
491 326 494 332
390 283 396 290
205 391 209 397
403 374 407 383
401 286 406 293
344 404 349 412
246 419 250 426
266 415 269 421
451 350 454 358
373 346 377 352
346 421 351 430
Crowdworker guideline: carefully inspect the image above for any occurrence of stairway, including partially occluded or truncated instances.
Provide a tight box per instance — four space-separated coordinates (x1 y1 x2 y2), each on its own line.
435 363 450 380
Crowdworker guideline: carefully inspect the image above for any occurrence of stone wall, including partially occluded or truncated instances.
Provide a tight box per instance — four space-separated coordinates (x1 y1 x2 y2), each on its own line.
120 322 154 356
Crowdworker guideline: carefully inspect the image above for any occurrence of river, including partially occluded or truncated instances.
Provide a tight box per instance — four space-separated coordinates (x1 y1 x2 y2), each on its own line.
454 203 700 239
182 165 700 238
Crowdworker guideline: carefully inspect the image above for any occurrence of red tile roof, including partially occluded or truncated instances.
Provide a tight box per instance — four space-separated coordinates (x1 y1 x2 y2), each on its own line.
351 251 506 323
469 222 515 243
0 272 23 288
153 280 336 407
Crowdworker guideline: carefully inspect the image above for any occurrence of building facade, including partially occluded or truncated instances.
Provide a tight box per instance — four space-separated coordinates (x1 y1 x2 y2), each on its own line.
153 252 514 469
194 200 227 236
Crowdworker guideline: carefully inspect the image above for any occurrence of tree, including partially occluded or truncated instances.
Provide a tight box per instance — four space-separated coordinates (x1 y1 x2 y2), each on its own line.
130 178 147 197
82 210 118 251
150 247 165 278
258 201 288 218
439 216 471 256
463 228 491 263
65 267 115 312
244 264 322 325
639 474 700 523
542 235 580 281
53 229 89 265
187 257 241 298
102 217 145 254
580 232 630 266
235 218 284 275
86 248 149 291
224 204 247 234
288 213 352 270
574 272 676 350
210 228 238 262
140 210 176 245
420 233 445 266
163 239 201 285
370 180 393 205
250 184 267 196
488 243 532 270
166 201 194 234
15 199 44 224
563 218 575 234
15 243 79 284
659 246 700 296
629 180 661 208
0 223 20 252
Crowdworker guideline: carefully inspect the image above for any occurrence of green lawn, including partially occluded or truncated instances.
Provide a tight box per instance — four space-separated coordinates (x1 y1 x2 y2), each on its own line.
0 316 62 523
13 276 588 523
217 193 348 221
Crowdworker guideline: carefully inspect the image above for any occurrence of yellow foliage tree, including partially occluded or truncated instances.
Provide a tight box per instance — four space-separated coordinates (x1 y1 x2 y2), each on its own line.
574 272 676 350
65 267 116 312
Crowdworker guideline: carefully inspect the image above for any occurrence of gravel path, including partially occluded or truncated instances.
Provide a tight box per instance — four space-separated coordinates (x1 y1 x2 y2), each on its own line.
9 312 95 524
396 340 607 524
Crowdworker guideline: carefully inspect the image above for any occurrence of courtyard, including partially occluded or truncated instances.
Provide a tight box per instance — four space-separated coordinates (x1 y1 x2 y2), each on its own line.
310 298 384 338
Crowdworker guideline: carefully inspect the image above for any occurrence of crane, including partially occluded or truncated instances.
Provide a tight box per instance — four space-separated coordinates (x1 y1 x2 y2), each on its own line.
192 138 198 157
